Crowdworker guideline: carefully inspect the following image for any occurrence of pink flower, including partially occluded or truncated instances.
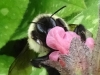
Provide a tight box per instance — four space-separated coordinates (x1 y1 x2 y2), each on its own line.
49 51 60 61
85 37 95 50
46 26 94 61
46 26 80 54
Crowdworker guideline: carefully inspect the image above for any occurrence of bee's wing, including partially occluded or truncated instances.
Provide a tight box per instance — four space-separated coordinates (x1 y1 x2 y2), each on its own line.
8 42 49 75
8 44 34 75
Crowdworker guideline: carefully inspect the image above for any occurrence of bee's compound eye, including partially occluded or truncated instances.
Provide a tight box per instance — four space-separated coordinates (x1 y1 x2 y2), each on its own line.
37 24 44 33
56 19 65 27
50 18 56 27
37 24 47 34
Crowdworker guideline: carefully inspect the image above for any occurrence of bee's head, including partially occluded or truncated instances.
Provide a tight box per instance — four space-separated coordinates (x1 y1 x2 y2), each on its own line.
28 6 68 52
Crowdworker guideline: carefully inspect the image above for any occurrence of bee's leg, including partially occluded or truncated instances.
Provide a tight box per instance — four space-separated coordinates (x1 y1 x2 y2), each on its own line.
56 18 68 31
31 51 53 68
41 63 60 75
31 55 49 68
74 24 86 42
31 51 60 75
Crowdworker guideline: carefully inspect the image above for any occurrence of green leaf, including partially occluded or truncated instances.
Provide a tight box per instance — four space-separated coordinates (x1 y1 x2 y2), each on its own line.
0 0 29 48
30 67 47 75
84 0 97 7
63 0 86 8
68 0 98 38
0 55 14 75
11 0 86 40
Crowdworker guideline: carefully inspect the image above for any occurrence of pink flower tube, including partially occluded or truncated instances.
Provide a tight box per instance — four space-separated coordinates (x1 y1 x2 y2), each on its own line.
46 26 94 61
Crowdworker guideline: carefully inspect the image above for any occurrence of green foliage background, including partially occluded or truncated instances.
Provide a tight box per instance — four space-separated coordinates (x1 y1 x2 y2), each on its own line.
0 0 98 75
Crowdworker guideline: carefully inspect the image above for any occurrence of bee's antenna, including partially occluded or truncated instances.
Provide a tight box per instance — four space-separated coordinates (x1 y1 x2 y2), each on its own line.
50 6 66 17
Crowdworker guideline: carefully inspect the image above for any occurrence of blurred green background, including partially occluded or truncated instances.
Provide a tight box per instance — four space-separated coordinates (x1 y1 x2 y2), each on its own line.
0 0 98 75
